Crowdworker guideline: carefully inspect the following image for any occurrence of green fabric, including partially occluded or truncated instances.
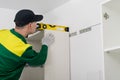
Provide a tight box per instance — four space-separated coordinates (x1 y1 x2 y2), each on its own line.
10 29 27 43
0 29 31 57
0 44 25 80
0 29 48 80
22 45 48 66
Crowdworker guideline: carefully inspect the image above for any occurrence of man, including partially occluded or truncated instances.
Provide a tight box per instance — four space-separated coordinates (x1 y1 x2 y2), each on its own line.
0 9 54 80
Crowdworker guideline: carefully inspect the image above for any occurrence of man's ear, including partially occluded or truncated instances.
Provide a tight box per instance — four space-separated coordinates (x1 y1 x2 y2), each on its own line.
27 23 32 28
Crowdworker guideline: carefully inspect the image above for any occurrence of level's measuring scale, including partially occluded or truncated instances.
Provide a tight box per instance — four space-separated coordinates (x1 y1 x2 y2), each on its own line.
37 23 69 32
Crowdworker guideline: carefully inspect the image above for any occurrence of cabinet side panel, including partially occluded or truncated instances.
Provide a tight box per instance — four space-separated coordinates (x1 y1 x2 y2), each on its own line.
44 30 70 80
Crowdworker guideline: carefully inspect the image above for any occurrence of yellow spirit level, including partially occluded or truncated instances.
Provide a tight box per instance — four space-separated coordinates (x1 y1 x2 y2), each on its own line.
36 23 69 32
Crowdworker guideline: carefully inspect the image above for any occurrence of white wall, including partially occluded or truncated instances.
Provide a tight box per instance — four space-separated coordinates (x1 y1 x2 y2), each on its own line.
43 0 104 32
43 0 105 80
0 8 16 29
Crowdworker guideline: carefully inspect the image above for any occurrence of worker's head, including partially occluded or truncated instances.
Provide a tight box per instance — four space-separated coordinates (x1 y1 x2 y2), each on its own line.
14 9 43 34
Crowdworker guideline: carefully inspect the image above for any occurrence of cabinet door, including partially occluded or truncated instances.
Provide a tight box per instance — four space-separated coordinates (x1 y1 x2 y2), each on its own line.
44 30 70 80
20 30 70 80
70 26 104 80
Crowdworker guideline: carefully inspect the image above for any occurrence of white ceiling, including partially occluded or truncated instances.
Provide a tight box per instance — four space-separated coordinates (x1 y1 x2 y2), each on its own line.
0 0 70 14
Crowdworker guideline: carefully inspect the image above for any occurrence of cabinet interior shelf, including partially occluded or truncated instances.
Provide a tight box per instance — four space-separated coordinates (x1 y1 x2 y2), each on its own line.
104 46 120 54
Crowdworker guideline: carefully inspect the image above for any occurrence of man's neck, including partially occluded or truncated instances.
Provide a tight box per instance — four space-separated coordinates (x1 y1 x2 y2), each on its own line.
14 27 28 38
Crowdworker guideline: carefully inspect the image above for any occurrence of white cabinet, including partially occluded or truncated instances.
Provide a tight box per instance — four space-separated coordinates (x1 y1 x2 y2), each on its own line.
70 25 104 80
20 30 70 80
101 0 120 80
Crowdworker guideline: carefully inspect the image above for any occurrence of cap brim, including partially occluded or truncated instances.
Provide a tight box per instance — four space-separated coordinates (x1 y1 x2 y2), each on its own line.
33 15 43 21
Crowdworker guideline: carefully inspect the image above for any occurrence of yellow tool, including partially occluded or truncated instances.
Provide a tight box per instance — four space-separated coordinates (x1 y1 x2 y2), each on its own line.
36 23 69 32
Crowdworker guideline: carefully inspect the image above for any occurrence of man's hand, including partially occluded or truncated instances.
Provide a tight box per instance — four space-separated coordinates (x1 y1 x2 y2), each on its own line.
42 33 55 46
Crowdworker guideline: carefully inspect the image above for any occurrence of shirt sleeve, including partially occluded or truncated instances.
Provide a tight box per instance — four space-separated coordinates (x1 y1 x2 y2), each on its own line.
21 45 48 66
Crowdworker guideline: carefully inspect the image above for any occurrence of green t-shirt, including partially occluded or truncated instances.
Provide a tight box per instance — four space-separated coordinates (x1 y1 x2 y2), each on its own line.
0 29 48 80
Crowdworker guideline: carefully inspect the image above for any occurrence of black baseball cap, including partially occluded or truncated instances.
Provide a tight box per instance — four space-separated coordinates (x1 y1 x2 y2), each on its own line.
14 9 43 27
